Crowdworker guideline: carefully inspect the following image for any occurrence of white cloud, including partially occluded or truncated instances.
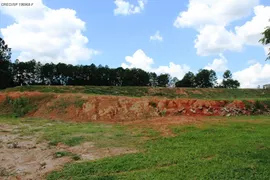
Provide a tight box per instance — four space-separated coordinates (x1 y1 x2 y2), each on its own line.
174 0 270 56
121 49 154 71
205 54 228 72
0 0 99 64
195 25 242 56
121 49 190 79
114 0 145 16
234 63 270 88
150 31 163 42
154 62 190 79
174 0 259 29
235 6 270 46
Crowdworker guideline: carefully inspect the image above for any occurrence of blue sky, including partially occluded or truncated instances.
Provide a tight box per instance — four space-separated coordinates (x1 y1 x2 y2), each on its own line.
0 0 270 88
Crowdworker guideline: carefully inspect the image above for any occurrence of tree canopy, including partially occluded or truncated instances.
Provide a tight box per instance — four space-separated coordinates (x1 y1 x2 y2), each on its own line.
0 38 13 89
175 71 195 88
221 70 240 89
195 69 217 88
0 38 240 89
260 22 270 60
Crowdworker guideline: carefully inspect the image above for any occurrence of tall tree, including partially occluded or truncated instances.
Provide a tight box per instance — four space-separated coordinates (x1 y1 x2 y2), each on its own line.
195 69 217 88
221 70 240 89
157 74 170 87
149 72 158 87
169 77 179 87
175 71 195 87
0 38 13 89
259 22 270 60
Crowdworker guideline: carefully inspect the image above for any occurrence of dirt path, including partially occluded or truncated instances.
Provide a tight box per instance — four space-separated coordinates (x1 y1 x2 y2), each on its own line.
0 124 136 180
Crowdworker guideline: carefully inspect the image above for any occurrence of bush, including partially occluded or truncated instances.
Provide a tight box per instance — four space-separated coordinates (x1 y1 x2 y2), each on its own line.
3 96 33 117
149 101 157 108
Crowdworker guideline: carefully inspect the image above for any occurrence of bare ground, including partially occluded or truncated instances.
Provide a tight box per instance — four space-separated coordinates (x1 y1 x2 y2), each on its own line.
0 124 137 180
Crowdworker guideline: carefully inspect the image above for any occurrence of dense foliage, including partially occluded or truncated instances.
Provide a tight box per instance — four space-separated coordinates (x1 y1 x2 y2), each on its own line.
0 37 240 89
260 22 270 60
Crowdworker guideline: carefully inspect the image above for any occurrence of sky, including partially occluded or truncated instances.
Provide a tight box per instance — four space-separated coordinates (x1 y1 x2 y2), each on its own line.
0 0 270 88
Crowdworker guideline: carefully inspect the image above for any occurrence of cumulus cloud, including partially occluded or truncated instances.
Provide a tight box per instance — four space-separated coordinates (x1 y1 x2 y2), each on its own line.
114 0 146 16
150 31 163 42
174 0 259 29
235 6 270 46
121 49 190 79
0 0 99 64
174 0 270 56
234 63 270 88
154 62 190 79
205 54 228 72
195 25 242 56
121 49 154 71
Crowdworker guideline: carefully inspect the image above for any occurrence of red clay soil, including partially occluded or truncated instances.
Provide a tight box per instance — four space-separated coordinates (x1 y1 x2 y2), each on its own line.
0 92 254 124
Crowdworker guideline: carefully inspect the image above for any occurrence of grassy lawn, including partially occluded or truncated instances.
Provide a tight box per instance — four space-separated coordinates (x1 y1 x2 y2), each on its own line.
3 85 270 100
46 116 270 180
0 116 151 148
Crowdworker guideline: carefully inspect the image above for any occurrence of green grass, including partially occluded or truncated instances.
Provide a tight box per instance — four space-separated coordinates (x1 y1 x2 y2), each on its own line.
47 116 270 180
0 94 54 117
3 85 270 100
0 116 153 148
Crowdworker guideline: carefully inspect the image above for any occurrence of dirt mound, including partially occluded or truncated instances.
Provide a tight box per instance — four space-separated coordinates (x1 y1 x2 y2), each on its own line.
0 92 269 123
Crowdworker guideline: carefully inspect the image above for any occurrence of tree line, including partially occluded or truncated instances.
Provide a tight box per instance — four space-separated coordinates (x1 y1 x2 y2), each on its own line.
1 24 270 89
1 37 241 89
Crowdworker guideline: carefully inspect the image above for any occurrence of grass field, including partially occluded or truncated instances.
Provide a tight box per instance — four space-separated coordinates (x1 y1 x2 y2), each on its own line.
3 85 270 100
46 116 270 180
1 115 269 179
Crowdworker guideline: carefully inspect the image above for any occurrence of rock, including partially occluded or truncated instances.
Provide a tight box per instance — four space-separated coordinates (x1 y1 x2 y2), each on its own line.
39 162 46 170
190 109 196 114
178 107 185 113
226 114 231 117
7 142 19 149
198 106 203 110
0 167 9 176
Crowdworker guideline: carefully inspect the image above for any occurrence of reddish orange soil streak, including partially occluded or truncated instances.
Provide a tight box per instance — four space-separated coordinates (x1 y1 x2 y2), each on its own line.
0 92 250 125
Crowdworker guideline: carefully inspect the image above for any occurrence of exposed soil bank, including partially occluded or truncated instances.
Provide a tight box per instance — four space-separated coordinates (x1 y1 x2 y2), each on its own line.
0 92 269 123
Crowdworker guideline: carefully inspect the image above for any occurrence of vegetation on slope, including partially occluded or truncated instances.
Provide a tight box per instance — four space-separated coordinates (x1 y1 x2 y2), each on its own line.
3 85 270 100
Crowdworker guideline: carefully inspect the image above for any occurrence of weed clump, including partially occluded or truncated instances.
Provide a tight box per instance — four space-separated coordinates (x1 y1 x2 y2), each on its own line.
54 151 81 161
149 101 157 108
2 96 33 117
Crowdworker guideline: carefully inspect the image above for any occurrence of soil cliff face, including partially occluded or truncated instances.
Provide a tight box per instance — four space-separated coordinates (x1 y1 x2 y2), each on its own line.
0 92 269 122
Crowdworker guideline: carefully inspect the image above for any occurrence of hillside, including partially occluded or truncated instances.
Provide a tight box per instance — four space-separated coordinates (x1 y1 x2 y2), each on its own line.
1 89 270 123
2 85 270 100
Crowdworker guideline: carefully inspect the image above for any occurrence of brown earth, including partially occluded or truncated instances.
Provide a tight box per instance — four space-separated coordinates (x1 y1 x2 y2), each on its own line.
0 91 268 179
0 92 260 124
0 124 136 180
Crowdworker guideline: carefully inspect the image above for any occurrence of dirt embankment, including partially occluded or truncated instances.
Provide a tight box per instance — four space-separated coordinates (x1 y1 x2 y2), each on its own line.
0 92 269 122
0 92 269 123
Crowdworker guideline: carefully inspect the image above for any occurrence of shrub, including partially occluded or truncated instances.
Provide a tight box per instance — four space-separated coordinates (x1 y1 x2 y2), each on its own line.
2 96 33 117
149 101 157 108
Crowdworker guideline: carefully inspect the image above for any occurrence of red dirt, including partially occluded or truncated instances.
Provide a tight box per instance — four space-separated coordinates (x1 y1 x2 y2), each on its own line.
0 92 260 125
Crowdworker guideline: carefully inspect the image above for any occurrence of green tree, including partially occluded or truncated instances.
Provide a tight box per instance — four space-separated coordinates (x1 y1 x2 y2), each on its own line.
149 72 158 87
259 22 270 60
0 38 13 89
221 70 240 89
195 69 217 88
175 71 195 87
169 77 179 87
157 74 170 87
